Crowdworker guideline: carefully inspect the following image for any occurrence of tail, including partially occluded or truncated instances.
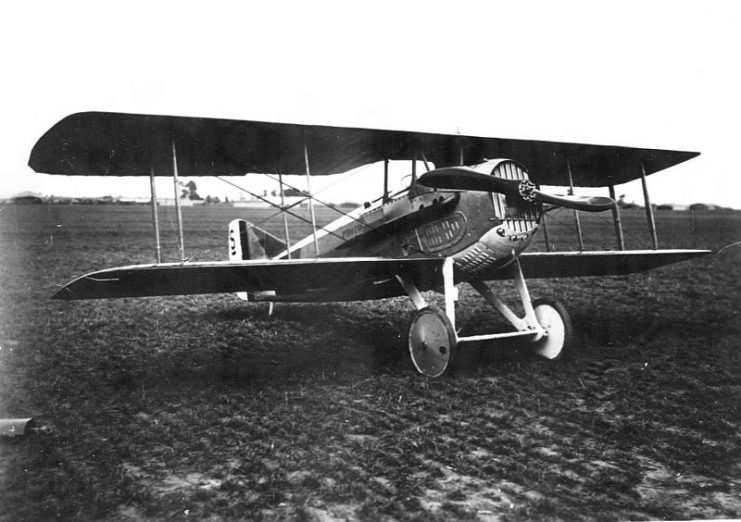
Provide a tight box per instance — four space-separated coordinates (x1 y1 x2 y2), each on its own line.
228 219 287 301
229 219 287 261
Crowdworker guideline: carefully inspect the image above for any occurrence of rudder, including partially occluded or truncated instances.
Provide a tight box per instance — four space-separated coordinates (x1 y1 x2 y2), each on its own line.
228 219 287 302
228 219 287 261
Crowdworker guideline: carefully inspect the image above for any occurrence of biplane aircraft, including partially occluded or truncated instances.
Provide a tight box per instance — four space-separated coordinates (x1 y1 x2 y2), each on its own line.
29 112 710 377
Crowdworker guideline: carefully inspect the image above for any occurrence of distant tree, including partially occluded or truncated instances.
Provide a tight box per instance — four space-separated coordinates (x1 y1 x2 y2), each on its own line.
284 188 309 197
180 180 202 200
187 181 202 200
617 194 638 209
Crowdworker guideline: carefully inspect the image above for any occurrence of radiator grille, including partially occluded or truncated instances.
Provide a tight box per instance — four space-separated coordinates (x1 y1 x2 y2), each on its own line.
490 161 540 232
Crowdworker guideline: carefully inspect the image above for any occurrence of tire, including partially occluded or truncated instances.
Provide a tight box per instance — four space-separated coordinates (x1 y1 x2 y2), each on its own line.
408 307 457 377
531 298 573 359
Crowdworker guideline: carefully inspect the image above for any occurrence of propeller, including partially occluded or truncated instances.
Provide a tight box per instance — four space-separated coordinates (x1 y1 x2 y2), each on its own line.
417 167 616 212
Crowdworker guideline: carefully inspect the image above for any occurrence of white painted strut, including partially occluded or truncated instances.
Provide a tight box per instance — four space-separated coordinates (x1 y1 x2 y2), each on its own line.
460 257 545 344
396 274 427 311
399 256 545 347
171 140 186 262
442 257 458 331
511 256 542 337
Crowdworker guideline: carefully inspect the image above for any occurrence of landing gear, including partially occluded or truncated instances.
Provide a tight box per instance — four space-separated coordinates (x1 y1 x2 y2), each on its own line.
408 307 457 377
397 256 573 377
469 267 573 360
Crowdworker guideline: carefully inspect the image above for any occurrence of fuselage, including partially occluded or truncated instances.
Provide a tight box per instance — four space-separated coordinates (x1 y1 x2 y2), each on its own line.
281 159 542 282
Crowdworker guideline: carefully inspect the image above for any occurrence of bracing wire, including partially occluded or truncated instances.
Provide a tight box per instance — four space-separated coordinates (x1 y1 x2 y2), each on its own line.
214 169 430 257
251 164 375 229
543 188 655 251
214 175 350 245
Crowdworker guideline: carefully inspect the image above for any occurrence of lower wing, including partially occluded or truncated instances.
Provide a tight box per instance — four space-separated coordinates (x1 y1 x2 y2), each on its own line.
478 249 711 280
53 249 710 301
52 257 445 300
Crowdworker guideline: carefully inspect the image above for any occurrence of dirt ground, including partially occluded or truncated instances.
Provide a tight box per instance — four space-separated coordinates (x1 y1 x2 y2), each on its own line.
0 204 739 520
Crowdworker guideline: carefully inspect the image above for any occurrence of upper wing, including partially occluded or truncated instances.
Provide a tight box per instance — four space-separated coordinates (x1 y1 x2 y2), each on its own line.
477 249 711 280
30 111 698 187
52 257 446 301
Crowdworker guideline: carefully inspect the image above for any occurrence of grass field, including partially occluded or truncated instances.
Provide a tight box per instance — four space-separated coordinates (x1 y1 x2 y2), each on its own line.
1 203 739 520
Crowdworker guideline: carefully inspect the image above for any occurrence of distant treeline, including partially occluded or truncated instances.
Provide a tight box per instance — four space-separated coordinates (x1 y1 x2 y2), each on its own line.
1 196 362 210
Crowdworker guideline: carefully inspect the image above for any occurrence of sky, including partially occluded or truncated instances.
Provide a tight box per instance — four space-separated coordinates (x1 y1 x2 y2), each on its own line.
2 1 740 208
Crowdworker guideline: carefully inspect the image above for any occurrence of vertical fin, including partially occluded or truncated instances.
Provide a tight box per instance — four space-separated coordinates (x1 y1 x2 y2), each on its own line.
228 219 250 300
228 219 289 301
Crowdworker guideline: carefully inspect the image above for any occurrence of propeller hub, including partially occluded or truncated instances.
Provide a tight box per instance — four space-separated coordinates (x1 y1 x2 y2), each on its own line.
518 179 537 203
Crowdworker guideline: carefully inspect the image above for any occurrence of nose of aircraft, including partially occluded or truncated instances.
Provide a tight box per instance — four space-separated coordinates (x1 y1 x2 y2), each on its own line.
453 220 535 277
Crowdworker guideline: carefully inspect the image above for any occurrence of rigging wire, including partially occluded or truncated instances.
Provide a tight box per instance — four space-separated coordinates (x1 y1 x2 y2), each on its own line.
251 163 375 229
568 184 656 250
214 173 429 256
214 176 350 245
215 165 430 257
543 202 654 251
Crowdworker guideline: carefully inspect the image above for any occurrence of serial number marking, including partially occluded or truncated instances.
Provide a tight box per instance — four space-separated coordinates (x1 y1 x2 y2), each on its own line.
495 225 529 242
507 232 530 242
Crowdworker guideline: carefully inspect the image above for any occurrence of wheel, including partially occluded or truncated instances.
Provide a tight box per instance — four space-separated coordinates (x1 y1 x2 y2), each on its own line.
531 298 573 359
408 307 457 377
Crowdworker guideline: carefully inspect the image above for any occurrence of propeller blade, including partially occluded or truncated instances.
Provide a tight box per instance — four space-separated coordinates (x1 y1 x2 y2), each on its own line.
418 167 521 196
532 190 616 212
418 166 615 212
